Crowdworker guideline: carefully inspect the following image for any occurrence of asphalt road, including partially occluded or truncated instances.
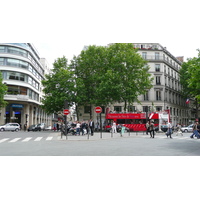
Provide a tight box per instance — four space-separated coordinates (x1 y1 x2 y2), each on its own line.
0 130 199 156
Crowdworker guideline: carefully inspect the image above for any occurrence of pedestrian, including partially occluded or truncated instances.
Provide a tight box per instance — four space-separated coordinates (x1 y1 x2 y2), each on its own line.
176 123 183 136
76 121 81 136
112 121 117 133
53 123 57 131
149 120 155 138
24 123 27 132
89 119 95 136
120 124 125 137
190 122 200 139
146 120 150 135
166 121 173 138
81 121 86 135
56 123 59 131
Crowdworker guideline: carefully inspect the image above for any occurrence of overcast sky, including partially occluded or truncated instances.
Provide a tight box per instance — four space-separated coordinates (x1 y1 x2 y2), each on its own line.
1 0 199 68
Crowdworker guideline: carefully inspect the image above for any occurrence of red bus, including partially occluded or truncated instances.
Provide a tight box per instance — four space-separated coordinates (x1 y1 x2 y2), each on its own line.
105 112 159 131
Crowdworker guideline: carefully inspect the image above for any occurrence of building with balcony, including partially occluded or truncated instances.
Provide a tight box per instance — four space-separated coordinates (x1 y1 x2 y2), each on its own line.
79 43 191 126
0 43 53 127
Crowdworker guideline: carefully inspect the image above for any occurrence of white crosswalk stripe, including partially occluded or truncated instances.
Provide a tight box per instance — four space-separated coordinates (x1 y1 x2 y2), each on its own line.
22 137 32 142
34 137 43 141
46 137 53 141
9 138 21 143
0 138 10 143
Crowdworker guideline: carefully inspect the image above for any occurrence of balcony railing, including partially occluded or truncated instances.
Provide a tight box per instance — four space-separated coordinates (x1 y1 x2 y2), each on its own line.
142 55 179 71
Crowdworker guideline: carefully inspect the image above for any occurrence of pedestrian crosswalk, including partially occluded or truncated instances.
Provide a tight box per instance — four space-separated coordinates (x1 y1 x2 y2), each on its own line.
0 134 200 144
0 136 56 144
138 135 200 141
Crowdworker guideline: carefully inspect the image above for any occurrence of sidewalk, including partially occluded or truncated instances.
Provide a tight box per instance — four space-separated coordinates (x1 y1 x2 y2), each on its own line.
57 130 162 141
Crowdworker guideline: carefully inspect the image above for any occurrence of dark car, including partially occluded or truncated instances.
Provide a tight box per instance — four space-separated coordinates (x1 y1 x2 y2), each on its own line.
28 124 40 132
161 125 168 132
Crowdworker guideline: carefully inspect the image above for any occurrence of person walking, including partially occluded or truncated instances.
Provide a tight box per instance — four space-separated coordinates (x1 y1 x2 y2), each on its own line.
149 120 155 138
176 123 183 136
166 121 173 138
190 122 200 139
89 119 95 136
112 121 117 133
120 124 125 137
76 121 81 136
56 123 59 131
24 123 27 132
146 120 150 135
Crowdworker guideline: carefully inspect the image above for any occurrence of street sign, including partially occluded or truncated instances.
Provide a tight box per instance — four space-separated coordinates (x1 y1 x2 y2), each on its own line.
63 109 70 115
95 106 102 113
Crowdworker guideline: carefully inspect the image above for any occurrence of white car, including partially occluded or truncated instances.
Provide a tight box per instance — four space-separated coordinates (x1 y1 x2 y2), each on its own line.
181 124 194 132
0 123 20 132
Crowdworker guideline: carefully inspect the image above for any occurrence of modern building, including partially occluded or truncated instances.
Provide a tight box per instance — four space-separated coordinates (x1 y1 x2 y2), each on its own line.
79 43 191 126
0 43 53 127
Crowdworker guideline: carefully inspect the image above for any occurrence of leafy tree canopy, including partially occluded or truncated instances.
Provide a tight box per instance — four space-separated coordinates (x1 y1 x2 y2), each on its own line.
0 72 8 109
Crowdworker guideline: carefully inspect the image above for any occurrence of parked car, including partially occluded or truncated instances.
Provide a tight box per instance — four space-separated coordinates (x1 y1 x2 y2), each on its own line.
44 125 52 131
0 123 20 132
28 124 40 132
181 124 193 132
37 123 46 131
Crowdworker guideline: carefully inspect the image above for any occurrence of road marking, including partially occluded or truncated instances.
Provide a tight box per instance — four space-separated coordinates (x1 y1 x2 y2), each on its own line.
9 138 21 143
22 137 32 142
0 138 10 143
46 137 53 141
34 137 43 141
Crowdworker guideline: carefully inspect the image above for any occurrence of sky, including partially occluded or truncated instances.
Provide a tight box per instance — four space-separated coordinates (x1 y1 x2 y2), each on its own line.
1 0 199 68
1 0 198 196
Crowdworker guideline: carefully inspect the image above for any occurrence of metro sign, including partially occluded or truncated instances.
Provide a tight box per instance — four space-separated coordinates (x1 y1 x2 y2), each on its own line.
63 109 70 115
95 106 102 114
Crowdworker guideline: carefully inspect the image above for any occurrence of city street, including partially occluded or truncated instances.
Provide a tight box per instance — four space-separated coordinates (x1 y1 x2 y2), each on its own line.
0 130 200 156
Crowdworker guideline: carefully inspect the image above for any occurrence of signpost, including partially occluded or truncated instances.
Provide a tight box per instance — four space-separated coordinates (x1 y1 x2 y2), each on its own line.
63 109 70 139
63 109 70 115
95 107 102 138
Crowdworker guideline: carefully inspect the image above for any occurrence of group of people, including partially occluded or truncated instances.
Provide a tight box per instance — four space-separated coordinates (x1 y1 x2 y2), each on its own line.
72 120 95 136
146 120 200 139
60 120 95 136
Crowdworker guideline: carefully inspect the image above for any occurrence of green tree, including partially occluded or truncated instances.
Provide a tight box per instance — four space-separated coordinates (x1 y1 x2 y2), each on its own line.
0 72 8 109
41 57 75 115
72 43 153 113
180 49 200 119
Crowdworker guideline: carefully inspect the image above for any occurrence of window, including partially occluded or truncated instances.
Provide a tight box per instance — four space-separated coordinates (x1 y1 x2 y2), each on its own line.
142 52 147 59
144 91 149 100
156 76 161 85
0 46 5 53
156 90 161 101
0 58 4 65
6 58 28 69
155 64 160 72
127 106 136 112
114 106 122 113
7 47 28 57
156 106 162 112
155 52 160 60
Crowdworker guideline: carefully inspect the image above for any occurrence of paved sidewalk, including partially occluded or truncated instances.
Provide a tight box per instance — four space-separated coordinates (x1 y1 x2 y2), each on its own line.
57 130 167 141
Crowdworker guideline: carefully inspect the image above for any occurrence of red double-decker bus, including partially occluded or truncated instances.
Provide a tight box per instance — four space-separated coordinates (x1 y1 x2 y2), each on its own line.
105 112 159 131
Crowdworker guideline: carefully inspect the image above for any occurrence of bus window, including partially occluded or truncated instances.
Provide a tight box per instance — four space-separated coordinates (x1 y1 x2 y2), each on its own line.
117 119 125 124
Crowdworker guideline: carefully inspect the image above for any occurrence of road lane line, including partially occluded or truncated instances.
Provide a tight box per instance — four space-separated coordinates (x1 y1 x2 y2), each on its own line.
22 137 32 142
46 137 53 141
0 138 10 143
34 137 43 141
9 138 21 143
